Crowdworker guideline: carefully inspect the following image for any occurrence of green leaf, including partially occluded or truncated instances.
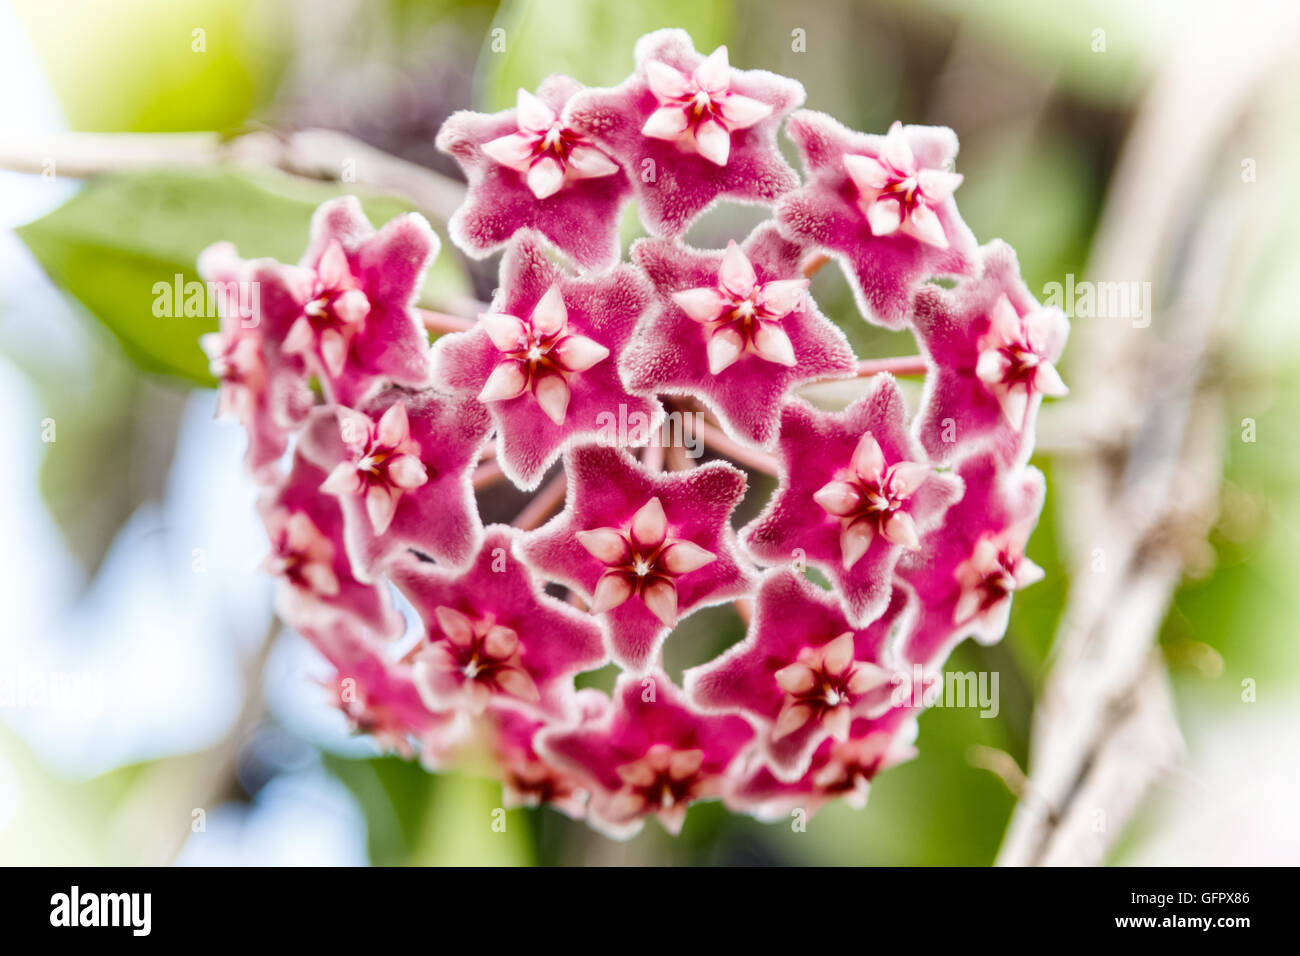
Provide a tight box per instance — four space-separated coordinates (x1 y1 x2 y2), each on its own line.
17 167 467 387
480 0 732 111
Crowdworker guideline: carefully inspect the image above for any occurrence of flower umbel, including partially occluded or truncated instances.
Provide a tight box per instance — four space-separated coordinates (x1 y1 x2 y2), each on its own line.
202 28 1060 840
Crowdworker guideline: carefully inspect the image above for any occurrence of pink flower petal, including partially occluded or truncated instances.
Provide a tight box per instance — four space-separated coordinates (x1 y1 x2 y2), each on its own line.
694 118 731 166
813 480 861 517
566 145 620 180
516 87 556 133
905 201 949 249
882 510 919 550
534 371 571 425
659 540 717 575
481 132 536 172
530 284 568 338
480 312 529 352
552 334 610 373
641 578 678 626
630 496 668 552
672 286 728 323
365 484 399 535
843 152 891 193
693 46 731 93
706 326 745 374
526 156 566 200
375 401 410 448
850 432 886 483
840 520 874 570
591 573 635 614
719 93 773 130
644 59 691 101
866 196 904 237
478 361 530 403
642 105 690 141
755 278 808 317
576 528 631 565
752 322 797 367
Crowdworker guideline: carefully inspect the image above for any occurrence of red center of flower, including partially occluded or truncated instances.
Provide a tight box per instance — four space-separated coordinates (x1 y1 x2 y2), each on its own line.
814 432 931 569
575 496 717 626
772 633 890 741
613 744 707 815
417 605 539 711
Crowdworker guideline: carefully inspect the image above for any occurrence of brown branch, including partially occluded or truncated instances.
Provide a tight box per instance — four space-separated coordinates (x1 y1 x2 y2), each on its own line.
512 472 566 530
691 417 780 476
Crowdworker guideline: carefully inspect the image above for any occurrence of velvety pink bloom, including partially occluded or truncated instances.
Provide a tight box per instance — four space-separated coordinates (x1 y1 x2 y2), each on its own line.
898 452 1045 667
686 569 909 780
742 378 963 625
437 75 632 270
537 670 755 838
566 30 804 238
299 617 460 759
912 241 1069 466
258 451 404 639
623 223 856 447
775 111 978 328
298 385 491 579
198 242 313 483
519 444 753 671
274 196 436 406
434 231 663 490
390 526 607 718
485 690 609 819
726 708 919 821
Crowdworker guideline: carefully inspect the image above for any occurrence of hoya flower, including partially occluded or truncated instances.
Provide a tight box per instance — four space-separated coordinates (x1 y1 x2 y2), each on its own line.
390 525 606 717
519 444 753 671
299 385 491 579
275 196 437 406
623 223 856 447
912 242 1069 466
198 242 313 483
486 690 609 819
726 709 920 822
687 570 909 780
434 231 662 489
537 671 754 838
566 29 804 238
437 75 632 270
742 378 963 625
776 111 978 328
300 617 459 758
898 453 1045 667
258 452 404 640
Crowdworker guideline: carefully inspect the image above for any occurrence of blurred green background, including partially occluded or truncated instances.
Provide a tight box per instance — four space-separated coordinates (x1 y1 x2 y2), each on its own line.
1 0 1297 866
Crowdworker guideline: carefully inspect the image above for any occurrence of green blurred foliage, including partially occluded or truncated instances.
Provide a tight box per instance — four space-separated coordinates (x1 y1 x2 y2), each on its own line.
15 0 287 132
480 0 731 111
18 169 463 386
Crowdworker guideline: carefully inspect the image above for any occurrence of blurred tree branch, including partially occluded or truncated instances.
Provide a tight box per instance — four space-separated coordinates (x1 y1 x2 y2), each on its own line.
996 6 1300 866
0 128 466 224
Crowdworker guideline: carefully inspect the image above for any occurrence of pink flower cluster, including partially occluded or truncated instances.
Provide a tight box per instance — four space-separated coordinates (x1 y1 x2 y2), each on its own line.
200 30 1066 838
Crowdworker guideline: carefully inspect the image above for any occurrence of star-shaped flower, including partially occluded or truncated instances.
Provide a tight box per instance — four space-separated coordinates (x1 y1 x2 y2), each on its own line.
437 75 633 271
273 196 437 406
390 526 607 718
536 670 754 839
912 241 1069 466
485 690 609 820
257 451 405 640
518 444 753 671
742 378 963 625
897 452 1045 667
726 708 919 822
686 569 909 780
299 617 463 759
198 242 313 483
623 223 857 447
775 111 978 328
434 231 663 490
566 29 804 238
298 385 491 580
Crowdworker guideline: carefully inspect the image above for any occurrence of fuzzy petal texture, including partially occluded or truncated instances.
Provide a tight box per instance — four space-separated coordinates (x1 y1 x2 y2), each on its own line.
299 385 491 580
897 452 1045 667
434 231 663 490
258 452 405 639
624 223 856 448
775 111 978 328
537 670 754 839
437 75 633 270
299 616 468 760
741 378 963 625
279 196 437 405
519 444 754 671
390 526 607 718
686 569 911 780
912 241 1070 467
198 242 313 483
725 708 919 822
566 29 804 239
